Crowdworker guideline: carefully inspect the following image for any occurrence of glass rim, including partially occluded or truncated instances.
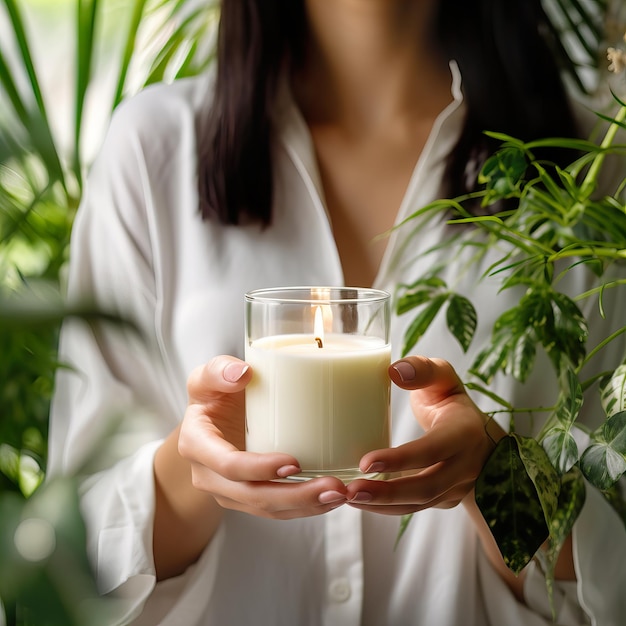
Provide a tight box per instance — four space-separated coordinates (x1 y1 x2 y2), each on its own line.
245 286 390 305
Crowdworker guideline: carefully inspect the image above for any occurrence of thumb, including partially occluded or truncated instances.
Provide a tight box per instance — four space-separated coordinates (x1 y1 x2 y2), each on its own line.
187 355 252 403
388 356 465 397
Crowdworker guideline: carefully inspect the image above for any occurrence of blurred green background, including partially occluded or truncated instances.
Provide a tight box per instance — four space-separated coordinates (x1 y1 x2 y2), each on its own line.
1 1 218 623
0 0 622 624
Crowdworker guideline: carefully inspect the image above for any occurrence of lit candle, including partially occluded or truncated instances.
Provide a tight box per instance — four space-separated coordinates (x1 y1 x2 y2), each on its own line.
244 287 391 481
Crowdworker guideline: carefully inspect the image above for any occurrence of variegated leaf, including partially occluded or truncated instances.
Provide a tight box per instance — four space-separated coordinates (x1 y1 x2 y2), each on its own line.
536 468 586 617
580 412 626 489
542 427 579 474
600 364 626 418
553 367 583 427
445 294 477 353
515 433 561 524
475 435 551 574
506 327 536 381
579 443 626 490
470 308 518 382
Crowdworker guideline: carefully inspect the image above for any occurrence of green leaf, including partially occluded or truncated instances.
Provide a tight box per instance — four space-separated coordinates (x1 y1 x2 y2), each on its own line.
549 468 586 554
536 468 586 617
111 0 149 109
507 327 537 381
515 434 561 523
478 146 528 202
0 46 29 124
401 293 448 357
471 296 551 384
600 364 626 418
580 411 626 489
1 0 65 187
533 166 575 216
445 294 477 353
477 288 588 384
602 409 626 452
498 256 548 291
542 427 579 474
470 309 519 382
555 166 584 202
517 288 552 332
475 435 558 574
394 513 414 550
553 367 584 428
540 0 604 95
579 444 626 491
546 292 587 370
0 478 112 625
600 482 626 530
395 277 446 315
74 0 98 182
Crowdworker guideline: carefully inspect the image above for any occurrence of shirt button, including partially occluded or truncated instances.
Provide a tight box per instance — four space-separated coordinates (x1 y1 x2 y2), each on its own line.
328 578 351 603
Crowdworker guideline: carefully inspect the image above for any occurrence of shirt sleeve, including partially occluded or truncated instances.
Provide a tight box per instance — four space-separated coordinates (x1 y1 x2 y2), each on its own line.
47 95 188 623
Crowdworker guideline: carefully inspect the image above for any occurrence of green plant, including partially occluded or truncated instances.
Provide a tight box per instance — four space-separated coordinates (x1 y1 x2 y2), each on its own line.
0 0 218 493
542 0 610 95
395 34 626 593
0 0 217 623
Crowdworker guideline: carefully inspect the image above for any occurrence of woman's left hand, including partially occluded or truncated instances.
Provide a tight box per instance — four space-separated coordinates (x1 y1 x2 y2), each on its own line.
345 355 506 514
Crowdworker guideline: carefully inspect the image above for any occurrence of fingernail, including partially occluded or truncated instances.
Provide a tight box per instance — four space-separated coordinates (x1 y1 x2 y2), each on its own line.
392 360 416 383
364 461 385 474
276 465 301 478
350 491 373 503
319 491 347 505
224 362 249 382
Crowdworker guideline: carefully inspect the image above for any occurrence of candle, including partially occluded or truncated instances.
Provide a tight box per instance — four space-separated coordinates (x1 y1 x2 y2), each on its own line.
244 287 391 481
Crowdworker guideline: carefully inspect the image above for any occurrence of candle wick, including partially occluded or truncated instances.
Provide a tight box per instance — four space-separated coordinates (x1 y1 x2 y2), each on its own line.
315 337 323 348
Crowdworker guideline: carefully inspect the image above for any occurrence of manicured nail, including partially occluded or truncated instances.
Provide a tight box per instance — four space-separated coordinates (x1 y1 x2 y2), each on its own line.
365 461 385 474
224 362 249 382
276 465 301 478
350 491 373 503
392 360 416 383
319 491 347 505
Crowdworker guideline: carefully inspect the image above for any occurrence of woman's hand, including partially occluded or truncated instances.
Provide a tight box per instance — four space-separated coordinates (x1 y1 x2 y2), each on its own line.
345 355 506 514
177 355 350 520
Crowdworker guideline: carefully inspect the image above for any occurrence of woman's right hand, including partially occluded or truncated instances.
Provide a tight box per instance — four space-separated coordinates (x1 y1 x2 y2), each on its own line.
177 355 349 519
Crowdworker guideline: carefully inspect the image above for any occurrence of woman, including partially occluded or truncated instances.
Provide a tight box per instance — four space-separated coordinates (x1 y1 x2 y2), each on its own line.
48 0 626 624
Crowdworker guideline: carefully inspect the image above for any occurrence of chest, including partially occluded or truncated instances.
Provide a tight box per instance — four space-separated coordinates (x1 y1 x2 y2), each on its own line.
309 122 434 287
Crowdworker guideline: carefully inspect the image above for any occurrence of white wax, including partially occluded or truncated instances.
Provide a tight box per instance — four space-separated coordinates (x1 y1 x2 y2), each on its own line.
245 333 391 471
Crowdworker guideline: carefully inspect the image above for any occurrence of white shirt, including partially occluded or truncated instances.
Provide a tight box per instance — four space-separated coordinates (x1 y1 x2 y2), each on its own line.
48 64 626 625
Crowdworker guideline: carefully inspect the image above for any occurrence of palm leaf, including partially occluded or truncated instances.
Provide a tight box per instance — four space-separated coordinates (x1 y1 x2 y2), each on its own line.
542 0 607 94
111 0 149 109
73 0 99 185
0 0 65 187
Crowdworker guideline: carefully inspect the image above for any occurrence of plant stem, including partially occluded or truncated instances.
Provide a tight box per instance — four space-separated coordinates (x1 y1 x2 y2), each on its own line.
548 247 626 263
579 325 626 372
580 104 626 197
575 279 626 301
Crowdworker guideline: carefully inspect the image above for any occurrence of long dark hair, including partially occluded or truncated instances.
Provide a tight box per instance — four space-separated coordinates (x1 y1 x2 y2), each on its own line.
198 0 578 225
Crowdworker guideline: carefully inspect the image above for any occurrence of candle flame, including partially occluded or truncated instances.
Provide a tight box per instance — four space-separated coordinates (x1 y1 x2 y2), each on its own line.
314 306 324 348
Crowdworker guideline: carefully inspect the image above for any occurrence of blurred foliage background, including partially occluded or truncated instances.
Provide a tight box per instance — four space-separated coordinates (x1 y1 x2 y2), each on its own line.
0 0 218 623
0 0 623 624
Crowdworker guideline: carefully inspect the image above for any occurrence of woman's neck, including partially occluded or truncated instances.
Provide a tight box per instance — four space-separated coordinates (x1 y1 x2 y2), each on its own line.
294 0 449 133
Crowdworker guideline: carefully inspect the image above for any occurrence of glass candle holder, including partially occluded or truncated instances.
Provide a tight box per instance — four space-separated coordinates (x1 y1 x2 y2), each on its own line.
244 286 391 482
